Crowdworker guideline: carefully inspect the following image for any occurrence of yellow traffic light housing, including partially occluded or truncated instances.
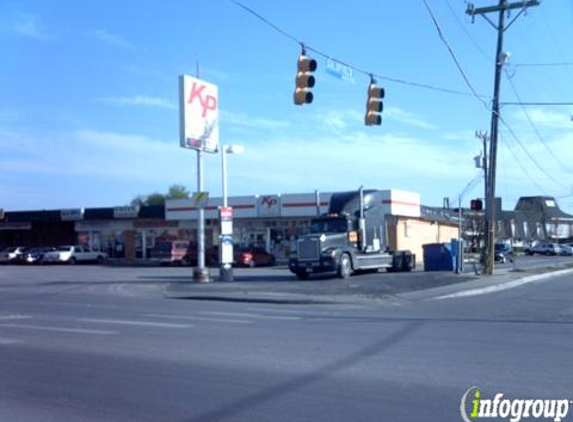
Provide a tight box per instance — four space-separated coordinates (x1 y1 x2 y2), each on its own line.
365 78 384 126
294 50 317 105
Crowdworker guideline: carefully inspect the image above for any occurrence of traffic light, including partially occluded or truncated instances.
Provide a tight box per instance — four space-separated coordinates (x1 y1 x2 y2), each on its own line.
294 51 317 105
365 78 384 126
470 199 483 211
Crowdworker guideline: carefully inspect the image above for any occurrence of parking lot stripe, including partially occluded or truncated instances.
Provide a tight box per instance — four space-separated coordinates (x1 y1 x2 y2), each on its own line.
0 323 118 335
199 311 302 321
78 318 194 329
145 313 252 324
0 315 31 321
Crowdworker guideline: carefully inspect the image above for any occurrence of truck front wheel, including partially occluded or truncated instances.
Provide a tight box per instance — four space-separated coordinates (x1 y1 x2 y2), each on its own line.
337 254 352 279
295 271 310 280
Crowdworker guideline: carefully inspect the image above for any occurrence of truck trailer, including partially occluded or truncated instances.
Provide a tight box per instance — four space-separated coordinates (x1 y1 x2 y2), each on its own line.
288 188 414 280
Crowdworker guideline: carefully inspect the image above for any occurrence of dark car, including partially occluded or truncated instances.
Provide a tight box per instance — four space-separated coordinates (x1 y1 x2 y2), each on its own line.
24 246 56 264
494 244 513 263
234 247 275 267
181 244 219 267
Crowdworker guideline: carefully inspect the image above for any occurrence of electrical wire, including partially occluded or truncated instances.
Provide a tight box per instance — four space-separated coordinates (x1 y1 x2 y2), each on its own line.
420 0 490 109
422 0 569 194
497 115 569 190
503 68 573 175
515 62 573 68
444 0 492 62
498 130 549 194
229 0 485 98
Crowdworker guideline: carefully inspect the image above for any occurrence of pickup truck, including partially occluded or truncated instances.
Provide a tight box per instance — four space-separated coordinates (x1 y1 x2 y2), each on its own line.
42 245 107 264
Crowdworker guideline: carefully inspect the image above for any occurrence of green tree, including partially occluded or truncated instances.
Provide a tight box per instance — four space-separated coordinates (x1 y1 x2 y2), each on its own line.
166 184 190 200
130 184 190 206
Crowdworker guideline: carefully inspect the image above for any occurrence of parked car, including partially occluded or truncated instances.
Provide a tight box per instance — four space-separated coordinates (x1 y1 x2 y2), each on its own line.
559 244 573 256
149 240 190 266
0 246 26 264
494 244 513 263
24 246 56 264
524 242 562 256
181 244 219 267
43 245 107 264
234 247 275 267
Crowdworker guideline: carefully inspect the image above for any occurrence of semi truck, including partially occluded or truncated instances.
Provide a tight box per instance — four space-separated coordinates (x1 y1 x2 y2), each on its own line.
288 188 415 280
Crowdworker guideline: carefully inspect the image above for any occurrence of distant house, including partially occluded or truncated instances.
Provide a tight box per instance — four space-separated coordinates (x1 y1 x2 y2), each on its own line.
493 196 573 244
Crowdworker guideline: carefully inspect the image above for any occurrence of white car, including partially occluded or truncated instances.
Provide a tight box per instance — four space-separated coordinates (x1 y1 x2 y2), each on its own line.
0 246 26 264
42 245 107 264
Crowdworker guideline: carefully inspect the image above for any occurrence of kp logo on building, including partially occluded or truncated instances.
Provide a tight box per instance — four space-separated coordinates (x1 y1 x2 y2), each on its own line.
179 75 219 153
460 387 571 422
258 195 280 217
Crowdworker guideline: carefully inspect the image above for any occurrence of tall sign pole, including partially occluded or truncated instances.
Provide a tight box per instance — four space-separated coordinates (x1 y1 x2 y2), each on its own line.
466 0 540 275
179 74 219 283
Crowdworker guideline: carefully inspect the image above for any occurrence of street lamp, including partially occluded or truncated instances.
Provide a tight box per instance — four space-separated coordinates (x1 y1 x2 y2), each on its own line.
219 144 245 282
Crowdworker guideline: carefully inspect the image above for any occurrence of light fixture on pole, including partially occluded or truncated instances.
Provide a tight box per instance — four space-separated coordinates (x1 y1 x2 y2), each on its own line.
219 144 245 282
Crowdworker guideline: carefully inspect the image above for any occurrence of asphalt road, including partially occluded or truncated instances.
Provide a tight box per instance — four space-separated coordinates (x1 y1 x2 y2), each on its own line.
0 264 572 422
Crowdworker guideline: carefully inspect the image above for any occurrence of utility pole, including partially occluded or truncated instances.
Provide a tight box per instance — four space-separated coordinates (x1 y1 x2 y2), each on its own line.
475 130 489 259
466 0 540 275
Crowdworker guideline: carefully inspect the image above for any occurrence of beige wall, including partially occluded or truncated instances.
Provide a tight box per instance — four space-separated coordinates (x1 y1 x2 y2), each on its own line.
391 217 459 264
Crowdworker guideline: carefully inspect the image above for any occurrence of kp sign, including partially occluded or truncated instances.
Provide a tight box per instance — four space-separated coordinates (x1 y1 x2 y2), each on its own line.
179 75 219 153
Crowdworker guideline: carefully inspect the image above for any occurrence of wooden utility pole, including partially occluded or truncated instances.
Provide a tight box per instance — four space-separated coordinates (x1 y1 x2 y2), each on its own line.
466 0 540 275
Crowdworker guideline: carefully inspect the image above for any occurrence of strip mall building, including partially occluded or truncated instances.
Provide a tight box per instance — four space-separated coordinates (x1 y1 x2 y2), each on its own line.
0 189 459 264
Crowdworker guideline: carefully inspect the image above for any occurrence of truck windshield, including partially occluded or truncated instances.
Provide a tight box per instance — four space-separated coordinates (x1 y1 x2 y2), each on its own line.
310 218 347 234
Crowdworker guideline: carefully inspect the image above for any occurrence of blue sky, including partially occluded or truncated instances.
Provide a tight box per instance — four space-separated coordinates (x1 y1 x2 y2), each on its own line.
1 0 573 213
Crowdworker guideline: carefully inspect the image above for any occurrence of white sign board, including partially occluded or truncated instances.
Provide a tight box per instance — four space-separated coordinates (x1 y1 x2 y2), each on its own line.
220 207 233 235
114 206 140 219
179 75 219 153
61 208 84 221
220 235 234 264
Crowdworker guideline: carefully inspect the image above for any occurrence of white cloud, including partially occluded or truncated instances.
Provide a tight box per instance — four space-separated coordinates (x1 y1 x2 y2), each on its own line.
92 29 133 49
100 96 177 110
385 107 439 130
316 110 363 131
12 14 49 40
2 106 572 210
512 108 573 130
220 110 290 130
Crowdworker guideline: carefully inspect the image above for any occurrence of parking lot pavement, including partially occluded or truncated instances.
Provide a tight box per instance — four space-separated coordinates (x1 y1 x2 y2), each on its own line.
2 254 572 304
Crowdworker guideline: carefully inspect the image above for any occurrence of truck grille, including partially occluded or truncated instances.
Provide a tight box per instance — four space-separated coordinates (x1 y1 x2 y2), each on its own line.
297 238 320 261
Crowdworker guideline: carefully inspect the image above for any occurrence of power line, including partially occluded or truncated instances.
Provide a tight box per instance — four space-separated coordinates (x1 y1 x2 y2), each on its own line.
515 62 573 68
498 131 549 194
503 68 573 175
421 0 490 109
497 114 569 190
444 0 492 62
423 0 567 194
229 0 485 98
422 1 558 194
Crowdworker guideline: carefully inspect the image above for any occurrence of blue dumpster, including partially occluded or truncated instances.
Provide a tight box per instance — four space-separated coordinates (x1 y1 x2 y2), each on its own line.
423 243 455 271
